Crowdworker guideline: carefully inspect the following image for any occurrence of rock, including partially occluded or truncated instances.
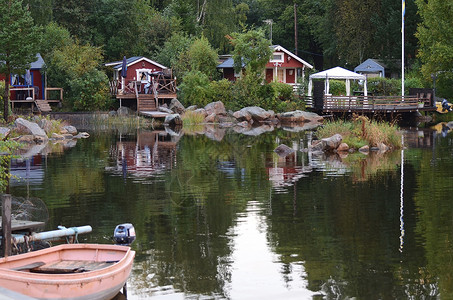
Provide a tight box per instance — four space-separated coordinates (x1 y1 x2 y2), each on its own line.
194 108 207 118
186 105 197 111
241 106 271 122
242 125 274 136
377 142 389 152
38 119 53 134
74 132 90 139
322 134 342 151
218 115 235 124
164 114 182 126
279 110 324 124
63 134 75 139
51 133 65 140
204 113 217 123
117 106 133 116
219 122 235 128
233 109 252 122
447 121 453 129
15 135 36 144
274 144 295 157
281 122 322 132
205 101 227 116
15 118 47 137
169 98 185 114
359 145 370 153
60 128 68 134
205 127 226 141
0 127 10 140
63 125 77 135
337 143 349 152
309 140 325 152
158 107 173 114
236 121 250 128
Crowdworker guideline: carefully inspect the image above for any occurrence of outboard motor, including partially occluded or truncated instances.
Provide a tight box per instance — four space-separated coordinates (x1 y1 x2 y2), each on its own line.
113 223 136 246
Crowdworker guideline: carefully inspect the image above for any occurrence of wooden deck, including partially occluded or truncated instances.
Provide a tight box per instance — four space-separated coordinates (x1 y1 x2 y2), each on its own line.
113 74 177 113
0 219 45 232
10 87 63 113
307 95 437 114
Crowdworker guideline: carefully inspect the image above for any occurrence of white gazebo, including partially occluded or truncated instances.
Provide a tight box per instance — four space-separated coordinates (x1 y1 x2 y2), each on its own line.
308 66 367 97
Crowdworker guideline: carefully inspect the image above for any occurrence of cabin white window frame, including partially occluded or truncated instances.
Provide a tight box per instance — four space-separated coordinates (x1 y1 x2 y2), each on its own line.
270 52 284 63
136 68 154 83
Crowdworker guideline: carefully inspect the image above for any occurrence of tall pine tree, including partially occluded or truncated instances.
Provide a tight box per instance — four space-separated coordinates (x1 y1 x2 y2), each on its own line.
0 0 41 121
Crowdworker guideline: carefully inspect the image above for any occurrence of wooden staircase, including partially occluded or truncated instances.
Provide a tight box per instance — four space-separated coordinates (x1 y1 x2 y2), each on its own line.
137 95 157 112
34 100 52 113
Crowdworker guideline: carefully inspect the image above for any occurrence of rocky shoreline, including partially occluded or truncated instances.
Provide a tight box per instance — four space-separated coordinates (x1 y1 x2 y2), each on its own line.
127 99 325 129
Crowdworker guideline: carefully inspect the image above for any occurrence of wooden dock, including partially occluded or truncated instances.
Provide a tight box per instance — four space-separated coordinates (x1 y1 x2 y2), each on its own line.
0 219 45 232
307 95 437 114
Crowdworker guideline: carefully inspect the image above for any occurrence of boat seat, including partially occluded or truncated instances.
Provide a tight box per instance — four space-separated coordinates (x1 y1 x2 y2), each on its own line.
28 260 117 274
12 261 45 271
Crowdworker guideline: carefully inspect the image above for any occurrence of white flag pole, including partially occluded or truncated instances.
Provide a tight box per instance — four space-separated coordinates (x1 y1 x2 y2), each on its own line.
402 0 405 99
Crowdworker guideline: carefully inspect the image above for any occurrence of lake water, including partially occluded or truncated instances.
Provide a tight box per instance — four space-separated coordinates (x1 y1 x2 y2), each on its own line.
8 123 453 299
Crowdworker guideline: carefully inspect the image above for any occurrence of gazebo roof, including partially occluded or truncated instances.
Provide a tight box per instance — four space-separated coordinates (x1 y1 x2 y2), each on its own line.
310 66 365 80
354 59 385 73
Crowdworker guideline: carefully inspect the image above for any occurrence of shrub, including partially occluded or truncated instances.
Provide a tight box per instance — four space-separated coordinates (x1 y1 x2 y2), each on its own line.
179 70 211 107
329 80 346 95
367 77 400 96
209 79 233 105
69 70 111 111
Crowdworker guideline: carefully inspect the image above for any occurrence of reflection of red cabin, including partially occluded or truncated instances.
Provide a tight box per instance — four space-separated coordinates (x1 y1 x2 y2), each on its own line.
0 53 45 100
217 45 313 90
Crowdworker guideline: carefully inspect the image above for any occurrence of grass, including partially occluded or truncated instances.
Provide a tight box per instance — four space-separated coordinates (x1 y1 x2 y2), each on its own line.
316 115 402 149
182 110 205 126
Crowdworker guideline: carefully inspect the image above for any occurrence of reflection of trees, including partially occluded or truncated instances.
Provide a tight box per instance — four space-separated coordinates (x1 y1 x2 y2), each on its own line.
267 159 427 298
412 134 453 298
128 132 277 297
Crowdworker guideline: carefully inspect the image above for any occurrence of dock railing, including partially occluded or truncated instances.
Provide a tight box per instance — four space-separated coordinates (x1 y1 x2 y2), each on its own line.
305 95 434 113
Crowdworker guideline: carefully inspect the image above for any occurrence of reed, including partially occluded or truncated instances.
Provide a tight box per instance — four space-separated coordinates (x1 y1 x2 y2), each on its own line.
182 110 205 126
316 116 402 149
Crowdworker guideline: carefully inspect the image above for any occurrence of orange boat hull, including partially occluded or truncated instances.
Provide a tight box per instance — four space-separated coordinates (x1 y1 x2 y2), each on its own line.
0 243 135 300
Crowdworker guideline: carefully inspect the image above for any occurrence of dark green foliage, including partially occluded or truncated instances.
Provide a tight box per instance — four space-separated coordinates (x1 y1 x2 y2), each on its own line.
69 69 111 111
231 29 272 76
367 78 401 96
155 33 193 69
0 0 41 120
179 70 212 107
416 0 453 99
328 80 346 96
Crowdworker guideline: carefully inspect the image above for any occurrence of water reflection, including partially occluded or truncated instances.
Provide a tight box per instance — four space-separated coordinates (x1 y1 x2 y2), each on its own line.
7 125 453 299
106 129 180 180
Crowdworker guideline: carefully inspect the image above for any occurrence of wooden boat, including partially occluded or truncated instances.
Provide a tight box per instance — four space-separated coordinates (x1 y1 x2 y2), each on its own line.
0 243 135 300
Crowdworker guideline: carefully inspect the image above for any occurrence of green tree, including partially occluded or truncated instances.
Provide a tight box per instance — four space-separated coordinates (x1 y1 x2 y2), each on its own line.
53 0 93 43
0 0 41 121
155 32 193 71
230 29 272 77
416 0 453 96
175 36 218 80
40 22 72 62
46 41 110 110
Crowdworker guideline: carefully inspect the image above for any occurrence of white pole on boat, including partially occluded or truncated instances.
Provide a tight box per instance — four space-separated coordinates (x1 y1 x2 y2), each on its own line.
11 225 92 244
401 0 405 99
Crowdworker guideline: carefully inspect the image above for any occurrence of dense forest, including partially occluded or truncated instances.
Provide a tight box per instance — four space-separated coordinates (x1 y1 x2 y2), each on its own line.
24 0 420 70
1 0 453 112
